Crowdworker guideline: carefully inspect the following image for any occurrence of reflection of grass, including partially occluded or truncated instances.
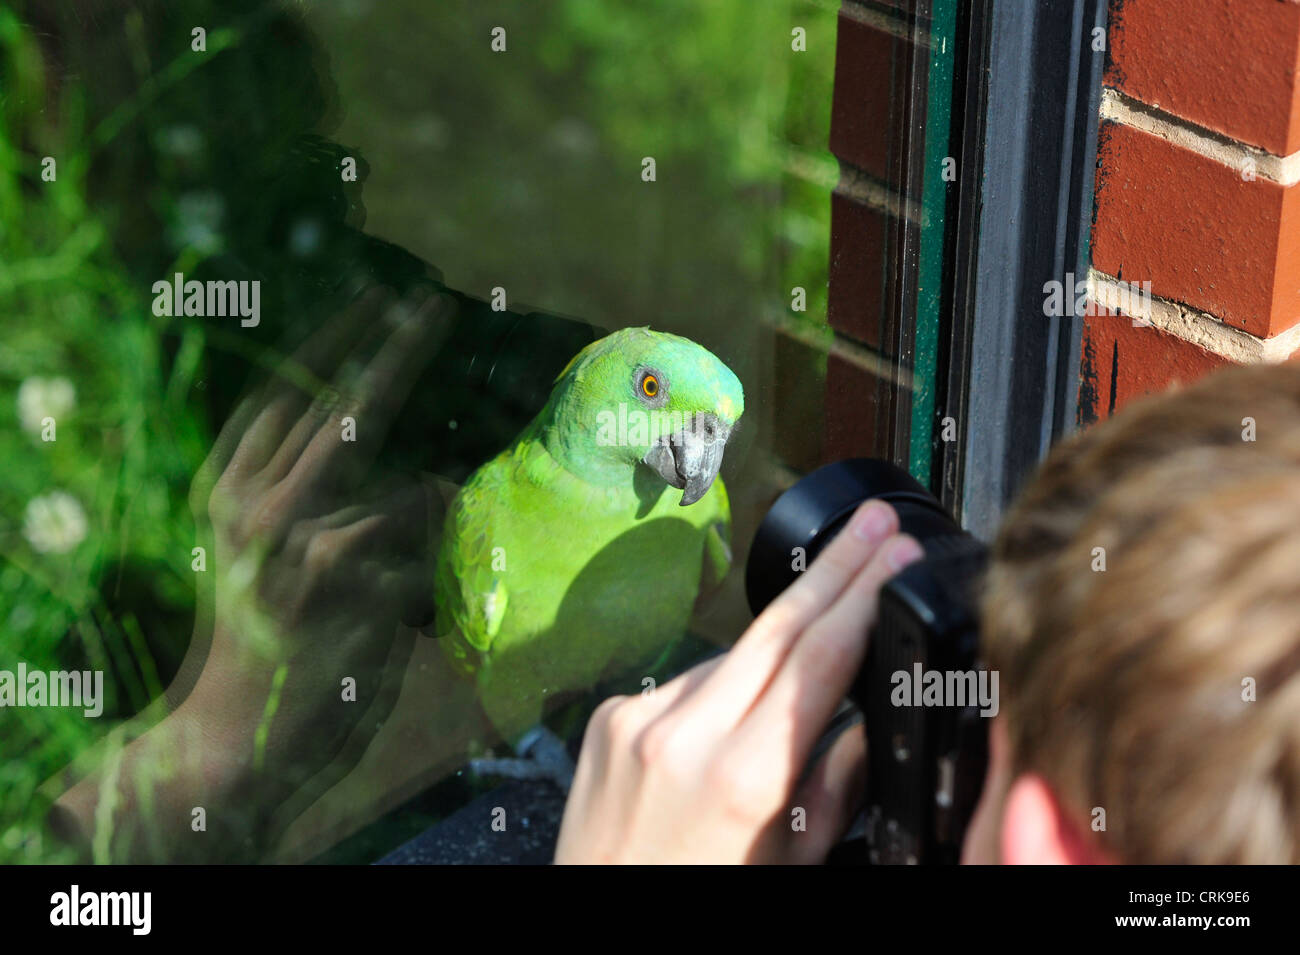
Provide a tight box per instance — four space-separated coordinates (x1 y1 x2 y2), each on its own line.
1 0 836 862
0 7 215 863
312 0 837 329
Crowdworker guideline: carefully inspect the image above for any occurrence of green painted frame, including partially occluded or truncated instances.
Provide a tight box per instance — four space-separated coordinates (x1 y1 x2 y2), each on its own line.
907 0 960 487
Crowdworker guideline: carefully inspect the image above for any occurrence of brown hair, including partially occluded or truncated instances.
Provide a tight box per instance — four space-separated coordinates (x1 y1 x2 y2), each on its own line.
982 362 1300 863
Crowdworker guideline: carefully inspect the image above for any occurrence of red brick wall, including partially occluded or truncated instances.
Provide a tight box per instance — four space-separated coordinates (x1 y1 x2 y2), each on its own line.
1083 0 1300 420
814 0 918 468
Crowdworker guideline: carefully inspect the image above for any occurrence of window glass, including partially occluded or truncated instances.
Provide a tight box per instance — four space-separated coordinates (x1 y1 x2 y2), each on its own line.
1 0 958 863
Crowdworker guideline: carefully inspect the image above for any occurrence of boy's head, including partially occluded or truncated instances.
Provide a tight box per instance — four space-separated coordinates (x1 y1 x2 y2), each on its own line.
962 362 1300 864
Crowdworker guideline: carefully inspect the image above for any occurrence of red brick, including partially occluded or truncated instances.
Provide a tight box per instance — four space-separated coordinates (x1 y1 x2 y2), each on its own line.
1106 0 1300 155
830 9 916 192
824 348 894 461
826 188 899 348
1079 309 1233 422
1091 121 1300 339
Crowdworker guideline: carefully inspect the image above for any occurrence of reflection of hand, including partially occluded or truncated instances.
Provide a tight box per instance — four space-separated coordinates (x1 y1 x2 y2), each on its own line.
53 285 453 861
185 285 453 825
554 501 922 864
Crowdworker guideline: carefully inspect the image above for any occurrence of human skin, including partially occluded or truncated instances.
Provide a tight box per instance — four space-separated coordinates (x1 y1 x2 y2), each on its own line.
555 496 1111 865
554 499 924 864
49 284 458 862
46 292 1098 864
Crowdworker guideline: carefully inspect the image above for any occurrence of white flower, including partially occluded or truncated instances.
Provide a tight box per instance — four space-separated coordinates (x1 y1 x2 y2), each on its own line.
22 491 88 554
16 377 75 434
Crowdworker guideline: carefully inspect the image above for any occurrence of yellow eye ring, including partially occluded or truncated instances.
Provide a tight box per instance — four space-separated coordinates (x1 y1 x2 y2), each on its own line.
642 374 659 398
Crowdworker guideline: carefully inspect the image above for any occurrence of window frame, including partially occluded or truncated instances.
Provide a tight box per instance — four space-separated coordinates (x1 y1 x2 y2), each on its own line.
940 0 1108 538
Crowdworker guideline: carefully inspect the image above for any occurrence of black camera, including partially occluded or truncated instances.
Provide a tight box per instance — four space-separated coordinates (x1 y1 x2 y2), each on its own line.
746 459 990 864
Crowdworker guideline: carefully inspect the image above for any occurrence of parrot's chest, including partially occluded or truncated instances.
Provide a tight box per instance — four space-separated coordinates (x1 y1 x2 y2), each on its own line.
492 483 711 658
522 495 701 611
460 496 708 737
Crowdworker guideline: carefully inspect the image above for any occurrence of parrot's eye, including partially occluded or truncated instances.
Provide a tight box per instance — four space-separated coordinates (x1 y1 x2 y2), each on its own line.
634 367 668 407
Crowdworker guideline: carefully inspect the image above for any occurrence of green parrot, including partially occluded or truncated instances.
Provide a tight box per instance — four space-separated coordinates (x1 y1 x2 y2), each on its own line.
434 326 744 764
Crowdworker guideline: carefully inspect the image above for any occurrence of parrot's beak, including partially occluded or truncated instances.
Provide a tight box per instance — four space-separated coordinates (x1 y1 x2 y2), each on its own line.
642 412 731 506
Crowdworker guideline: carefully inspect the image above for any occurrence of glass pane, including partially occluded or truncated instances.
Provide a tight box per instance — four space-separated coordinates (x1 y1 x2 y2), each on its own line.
1 0 964 863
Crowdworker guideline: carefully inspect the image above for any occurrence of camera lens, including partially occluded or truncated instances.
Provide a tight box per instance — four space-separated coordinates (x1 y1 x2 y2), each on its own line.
746 459 990 864
745 458 961 616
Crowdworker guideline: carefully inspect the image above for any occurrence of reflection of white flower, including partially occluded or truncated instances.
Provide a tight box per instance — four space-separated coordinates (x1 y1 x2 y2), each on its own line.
168 191 225 254
16 377 75 434
155 124 204 158
545 117 598 156
23 492 88 554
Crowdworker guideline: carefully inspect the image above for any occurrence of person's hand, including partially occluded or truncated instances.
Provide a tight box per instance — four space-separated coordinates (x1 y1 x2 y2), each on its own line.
554 499 922 864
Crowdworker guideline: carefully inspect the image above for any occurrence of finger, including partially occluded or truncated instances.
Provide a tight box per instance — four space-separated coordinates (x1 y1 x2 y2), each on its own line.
636 654 724 716
565 694 635 817
316 512 426 574
257 287 415 483
787 723 868 864
228 286 395 478
285 511 429 613
190 389 265 517
737 533 923 779
266 285 395 404
289 290 455 490
283 481 430 564
670 501 900 732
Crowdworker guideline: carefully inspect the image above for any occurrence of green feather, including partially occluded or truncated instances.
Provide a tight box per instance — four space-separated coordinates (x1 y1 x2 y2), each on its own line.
434 327 744 740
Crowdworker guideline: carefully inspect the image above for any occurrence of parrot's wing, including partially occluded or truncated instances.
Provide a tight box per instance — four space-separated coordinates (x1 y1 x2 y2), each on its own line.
702 520 732 591
434 459 512 671
698 477 733 598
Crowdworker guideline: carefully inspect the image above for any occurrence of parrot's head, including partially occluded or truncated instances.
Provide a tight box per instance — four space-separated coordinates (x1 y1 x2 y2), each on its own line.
544 327 744 506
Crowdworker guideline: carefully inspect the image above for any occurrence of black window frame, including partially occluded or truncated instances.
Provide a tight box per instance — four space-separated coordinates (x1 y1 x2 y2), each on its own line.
937 0 1108 539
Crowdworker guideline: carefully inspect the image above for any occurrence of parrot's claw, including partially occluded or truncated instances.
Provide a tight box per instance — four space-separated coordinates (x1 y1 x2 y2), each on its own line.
469 725 575 793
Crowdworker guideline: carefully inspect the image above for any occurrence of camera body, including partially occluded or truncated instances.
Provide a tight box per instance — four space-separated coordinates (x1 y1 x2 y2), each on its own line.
745 459 989 864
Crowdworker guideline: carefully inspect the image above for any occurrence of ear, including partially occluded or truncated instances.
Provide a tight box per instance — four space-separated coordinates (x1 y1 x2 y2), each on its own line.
1000 774 1116 865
